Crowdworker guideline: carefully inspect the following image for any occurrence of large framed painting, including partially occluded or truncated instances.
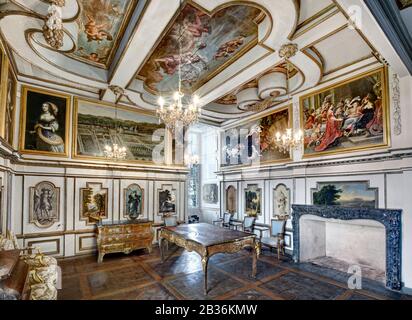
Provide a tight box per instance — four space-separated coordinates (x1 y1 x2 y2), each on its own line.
245 185 261 217
73 98 165 163
226 185 237 213
202 184 218 204
19 86 71 157
29 181 60 228
300 68 389 157
311 181 378 208
222 105 292 167
80 182 108 225
69 0 137 68
158 187 176 215
123 183 144 220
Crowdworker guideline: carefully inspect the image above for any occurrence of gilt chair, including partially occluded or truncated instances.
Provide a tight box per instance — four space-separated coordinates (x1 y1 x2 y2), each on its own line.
260 219 287 260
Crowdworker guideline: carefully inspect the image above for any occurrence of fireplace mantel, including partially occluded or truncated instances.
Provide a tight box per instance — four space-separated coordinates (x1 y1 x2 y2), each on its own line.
291 205 402 291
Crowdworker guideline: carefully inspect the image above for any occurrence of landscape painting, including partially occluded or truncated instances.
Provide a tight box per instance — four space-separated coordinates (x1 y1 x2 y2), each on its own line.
138 4 262 93
74 99 164 162
245 185 261 217
301 68 388 157
312 181 378 208
80 183 108 225
20 86 70 156
71 0 135 68
158 188 176 215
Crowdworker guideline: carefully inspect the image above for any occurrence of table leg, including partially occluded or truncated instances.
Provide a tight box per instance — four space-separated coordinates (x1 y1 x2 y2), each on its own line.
252 241 259 278
202 256 209 295
159 238 165 262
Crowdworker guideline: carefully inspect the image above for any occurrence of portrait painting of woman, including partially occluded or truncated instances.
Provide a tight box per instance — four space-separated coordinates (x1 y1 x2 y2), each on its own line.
20 86 70 156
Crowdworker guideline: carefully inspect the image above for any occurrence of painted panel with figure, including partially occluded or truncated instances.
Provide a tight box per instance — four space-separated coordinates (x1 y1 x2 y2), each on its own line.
70 0 136 68
158 187 176 215
202 184 218 204
222 106 291 167
273 184 290 219
29 182 60 228
226 186 237 213
123 184 144 220
19 86 71 156
138 4 262 93
74 98 164 163
80 183 108 225
245 185 261 217
311 181 378 208
301 68 389 157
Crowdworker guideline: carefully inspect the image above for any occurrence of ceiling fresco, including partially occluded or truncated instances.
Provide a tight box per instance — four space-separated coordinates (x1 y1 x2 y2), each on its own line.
137 3 262 94
69 0 136 68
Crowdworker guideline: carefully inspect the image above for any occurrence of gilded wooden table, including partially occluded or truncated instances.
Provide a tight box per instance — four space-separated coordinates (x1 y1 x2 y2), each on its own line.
159 223 260 295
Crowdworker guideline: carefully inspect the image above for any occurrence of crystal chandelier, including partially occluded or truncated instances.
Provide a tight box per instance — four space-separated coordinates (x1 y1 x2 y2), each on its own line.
184 153 200 167
104 144 127 160
274 129 303 154
157 93 201 133
156 0 201 133
103 91 127 161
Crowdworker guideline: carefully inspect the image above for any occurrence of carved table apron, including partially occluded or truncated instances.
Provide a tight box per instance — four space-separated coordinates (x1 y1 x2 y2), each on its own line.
159 223 260 295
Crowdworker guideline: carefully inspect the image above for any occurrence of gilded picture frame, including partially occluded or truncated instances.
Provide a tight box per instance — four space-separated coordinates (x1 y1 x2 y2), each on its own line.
300 67 390 158
72 97 165 164
310 181 379 208
19 85 71 157
244 184 262 217
123 183 144 220
80 182 109 226
221 104 293 168
29 181 60 228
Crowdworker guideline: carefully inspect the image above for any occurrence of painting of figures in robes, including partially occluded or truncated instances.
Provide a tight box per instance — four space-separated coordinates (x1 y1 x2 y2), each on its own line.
71 0 136 68
301 68 388 157
124 184 144 220
29 181 60 228
138 4 262 93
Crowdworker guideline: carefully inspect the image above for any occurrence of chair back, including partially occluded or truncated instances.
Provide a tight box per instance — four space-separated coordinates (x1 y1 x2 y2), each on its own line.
271 219 286 237
164 216 178 227
223 212 232 224
243 216 256 232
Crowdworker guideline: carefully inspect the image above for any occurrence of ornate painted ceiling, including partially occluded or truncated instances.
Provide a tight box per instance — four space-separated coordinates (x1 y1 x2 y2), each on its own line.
0 0 409 125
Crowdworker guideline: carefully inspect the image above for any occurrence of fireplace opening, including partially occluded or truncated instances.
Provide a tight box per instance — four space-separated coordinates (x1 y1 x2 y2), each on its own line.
299 215 386 283
292 205 402 291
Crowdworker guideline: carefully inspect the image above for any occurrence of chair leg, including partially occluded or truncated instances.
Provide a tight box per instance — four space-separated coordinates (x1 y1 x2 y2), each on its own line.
277 246 280 260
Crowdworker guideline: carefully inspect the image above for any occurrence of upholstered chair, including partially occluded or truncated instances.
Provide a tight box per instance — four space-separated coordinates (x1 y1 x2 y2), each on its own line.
212 212 233 229
242 216 256 233
260 219 287 260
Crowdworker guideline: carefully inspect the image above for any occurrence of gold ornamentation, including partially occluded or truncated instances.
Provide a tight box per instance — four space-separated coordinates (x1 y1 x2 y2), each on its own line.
43 3 64 50
279 43 298 59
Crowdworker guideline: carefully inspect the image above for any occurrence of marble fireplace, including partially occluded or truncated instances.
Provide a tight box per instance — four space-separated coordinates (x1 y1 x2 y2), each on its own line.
292 205 402 291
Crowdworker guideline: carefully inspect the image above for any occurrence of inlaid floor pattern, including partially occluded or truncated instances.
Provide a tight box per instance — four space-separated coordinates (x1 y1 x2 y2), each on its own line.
58 247 411 300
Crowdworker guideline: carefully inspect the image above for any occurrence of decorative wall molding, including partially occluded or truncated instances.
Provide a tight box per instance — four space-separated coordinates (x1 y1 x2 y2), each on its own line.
291 205 402 291
392 73 402 136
